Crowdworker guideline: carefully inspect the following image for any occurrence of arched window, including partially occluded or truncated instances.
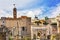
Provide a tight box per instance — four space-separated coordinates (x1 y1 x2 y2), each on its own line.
22 27 25 31
21 27 27 31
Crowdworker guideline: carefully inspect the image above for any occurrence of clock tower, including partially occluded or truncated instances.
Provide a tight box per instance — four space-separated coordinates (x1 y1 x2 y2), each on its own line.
13 4 17 19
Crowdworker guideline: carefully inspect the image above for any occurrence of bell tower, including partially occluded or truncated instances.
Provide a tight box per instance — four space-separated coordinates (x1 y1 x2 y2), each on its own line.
13 4 17 19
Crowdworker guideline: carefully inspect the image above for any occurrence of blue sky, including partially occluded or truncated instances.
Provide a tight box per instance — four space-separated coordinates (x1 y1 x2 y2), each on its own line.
0 0 60 19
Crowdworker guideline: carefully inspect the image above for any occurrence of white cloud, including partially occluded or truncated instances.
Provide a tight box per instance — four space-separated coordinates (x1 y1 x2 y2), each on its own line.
0 10 12 18
0 0 41 18
26 9 42 18
48 4 60 18
0 6 43 19
0 0 36 10
17 9 43 19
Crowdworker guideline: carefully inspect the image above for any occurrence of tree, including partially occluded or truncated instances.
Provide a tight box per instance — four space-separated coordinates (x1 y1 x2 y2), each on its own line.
35 21 41 25
43 21 49 25
45 16 49 20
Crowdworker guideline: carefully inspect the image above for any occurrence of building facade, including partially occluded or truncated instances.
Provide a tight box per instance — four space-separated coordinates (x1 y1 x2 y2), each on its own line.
0 4 31 40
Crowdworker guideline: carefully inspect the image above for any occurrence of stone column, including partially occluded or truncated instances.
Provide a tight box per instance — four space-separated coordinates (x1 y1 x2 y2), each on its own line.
6 33 9 40
57 20 60 33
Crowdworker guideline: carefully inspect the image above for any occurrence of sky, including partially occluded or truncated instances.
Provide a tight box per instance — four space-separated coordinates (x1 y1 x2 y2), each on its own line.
0 0 60 19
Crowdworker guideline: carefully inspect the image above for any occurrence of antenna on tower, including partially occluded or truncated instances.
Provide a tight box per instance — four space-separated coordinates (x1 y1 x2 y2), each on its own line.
13 4 16 8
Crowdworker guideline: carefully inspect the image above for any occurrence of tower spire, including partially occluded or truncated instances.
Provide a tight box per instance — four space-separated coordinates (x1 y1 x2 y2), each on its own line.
13 4 17 19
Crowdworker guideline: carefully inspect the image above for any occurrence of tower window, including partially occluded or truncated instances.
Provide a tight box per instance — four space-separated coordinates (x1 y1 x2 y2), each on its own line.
3 21 4 23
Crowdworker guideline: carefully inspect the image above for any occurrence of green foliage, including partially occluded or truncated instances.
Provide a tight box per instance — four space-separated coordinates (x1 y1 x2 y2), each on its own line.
51 34 60 40
22 37 31 40
35 21 41 23
9 35 13 40
43 22 49 25
45 16 49 20
9 38 13 40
